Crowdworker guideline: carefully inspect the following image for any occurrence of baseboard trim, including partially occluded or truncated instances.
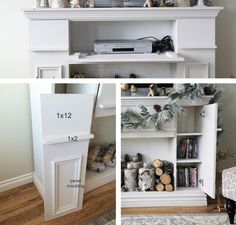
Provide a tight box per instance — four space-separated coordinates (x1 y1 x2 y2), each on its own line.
33 174 44 198
0 173 33 193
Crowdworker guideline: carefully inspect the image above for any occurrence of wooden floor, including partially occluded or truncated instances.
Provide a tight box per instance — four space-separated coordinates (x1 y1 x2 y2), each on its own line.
0 181 115 225
121 196 226 215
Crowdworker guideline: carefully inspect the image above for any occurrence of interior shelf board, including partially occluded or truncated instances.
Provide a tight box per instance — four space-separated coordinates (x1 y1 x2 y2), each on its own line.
177 132 202 136
68 52 185 64
177 159 202 164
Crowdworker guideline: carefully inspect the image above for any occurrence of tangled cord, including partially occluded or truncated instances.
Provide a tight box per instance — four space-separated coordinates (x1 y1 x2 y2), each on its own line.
138 36 174 53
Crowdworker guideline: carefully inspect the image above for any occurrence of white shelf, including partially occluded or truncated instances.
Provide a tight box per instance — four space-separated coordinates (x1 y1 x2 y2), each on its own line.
85 166 116 193
68 52 185 64
121 96 213 107
177 159 202 164
177 133 202 137
121 129 176 139
23 7 223 21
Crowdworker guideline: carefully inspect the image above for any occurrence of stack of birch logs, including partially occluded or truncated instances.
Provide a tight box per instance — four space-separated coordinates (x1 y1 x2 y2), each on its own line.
154 159 174 192
121 154 174 192
87 144 116 173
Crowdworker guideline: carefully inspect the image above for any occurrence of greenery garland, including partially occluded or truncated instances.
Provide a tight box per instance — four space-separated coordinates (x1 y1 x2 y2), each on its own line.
121 84 219 131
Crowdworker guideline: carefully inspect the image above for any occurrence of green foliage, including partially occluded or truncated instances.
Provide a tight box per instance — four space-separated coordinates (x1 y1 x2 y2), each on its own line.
169 84 204 102
121 84 223 131
121 84 205 131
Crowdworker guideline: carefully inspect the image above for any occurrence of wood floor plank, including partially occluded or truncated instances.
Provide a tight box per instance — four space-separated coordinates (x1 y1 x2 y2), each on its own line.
121 205 217 215
0 181 115 225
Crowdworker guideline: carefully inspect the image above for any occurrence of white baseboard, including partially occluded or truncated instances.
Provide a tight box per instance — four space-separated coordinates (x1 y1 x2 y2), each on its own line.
0 173 33 193
34 174 44 198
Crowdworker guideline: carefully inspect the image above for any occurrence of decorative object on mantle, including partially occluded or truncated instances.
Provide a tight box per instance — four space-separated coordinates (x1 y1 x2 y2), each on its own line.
40 0 49 7
177 0 190 7
71 0 81 7
52 0 70 8
160 0 175 7
196 0 205 7
143 0 156 8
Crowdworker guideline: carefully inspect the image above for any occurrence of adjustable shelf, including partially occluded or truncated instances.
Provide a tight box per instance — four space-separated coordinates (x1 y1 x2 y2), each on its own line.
177 133 202 137
68 52 185 64
177 159 202 164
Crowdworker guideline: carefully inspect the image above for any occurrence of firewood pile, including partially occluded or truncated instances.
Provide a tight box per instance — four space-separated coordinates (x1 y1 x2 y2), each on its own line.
87 144 116 173
121 154 174 192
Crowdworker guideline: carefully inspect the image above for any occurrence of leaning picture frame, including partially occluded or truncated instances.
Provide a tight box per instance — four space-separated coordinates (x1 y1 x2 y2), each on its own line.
36 65 63 79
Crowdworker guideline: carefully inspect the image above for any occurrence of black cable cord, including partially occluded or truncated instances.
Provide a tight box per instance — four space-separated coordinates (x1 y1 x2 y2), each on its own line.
137 35 174 53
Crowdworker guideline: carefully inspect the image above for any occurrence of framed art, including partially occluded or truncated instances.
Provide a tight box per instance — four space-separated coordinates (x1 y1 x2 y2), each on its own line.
36 66 63 79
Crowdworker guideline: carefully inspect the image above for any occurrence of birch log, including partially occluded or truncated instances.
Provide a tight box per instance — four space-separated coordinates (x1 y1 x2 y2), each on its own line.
138 168 155 191
103 144 116 163
124 169 138 191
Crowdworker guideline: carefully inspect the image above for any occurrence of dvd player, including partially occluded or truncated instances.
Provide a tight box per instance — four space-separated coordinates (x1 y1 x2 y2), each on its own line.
94 39 152 54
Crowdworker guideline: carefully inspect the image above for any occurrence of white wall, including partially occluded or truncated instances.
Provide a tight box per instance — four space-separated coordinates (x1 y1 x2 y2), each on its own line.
214 0 236 78
0 1 33 78
217 84 236 169
0 84 33 182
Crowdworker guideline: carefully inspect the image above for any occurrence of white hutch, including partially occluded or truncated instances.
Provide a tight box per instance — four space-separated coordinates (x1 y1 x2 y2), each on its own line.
23 7 222 78
121 95 219 207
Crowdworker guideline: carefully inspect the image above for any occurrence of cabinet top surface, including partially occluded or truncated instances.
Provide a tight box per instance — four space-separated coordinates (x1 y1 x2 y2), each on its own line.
23 7 223 21
121 95 213 106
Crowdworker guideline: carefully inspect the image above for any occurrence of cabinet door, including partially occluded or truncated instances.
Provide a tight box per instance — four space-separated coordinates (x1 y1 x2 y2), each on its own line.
198 103 218 199
41 94 94 221
29 20 69 51
94 84 116 117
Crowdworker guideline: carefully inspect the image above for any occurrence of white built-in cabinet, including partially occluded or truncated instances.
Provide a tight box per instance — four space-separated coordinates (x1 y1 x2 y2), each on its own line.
24 7 222 78
30 83 115 221
121 96 218 207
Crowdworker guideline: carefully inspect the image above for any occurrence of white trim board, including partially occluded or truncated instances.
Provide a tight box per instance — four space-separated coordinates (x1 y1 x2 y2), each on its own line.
0 173 33 193
34 174 44 198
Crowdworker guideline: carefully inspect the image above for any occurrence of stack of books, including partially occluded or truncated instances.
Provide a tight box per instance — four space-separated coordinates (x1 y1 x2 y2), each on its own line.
177 166 198 187
177 138 199 159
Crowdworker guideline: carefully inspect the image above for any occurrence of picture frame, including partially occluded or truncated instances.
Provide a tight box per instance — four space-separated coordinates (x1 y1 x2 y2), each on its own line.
36 65 63 79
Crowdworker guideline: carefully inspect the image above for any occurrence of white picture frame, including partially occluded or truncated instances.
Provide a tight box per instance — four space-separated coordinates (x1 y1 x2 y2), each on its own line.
36 65 62 79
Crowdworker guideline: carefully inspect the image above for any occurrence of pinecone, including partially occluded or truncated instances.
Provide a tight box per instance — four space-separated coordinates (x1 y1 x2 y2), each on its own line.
153 104 162 113
163 160 174 174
